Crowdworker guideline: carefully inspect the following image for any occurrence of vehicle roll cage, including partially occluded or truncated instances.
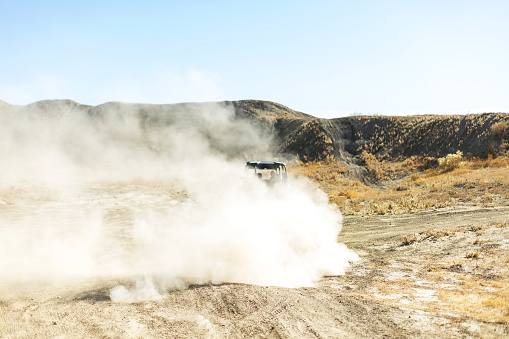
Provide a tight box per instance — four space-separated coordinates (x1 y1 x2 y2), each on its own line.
244 161 288 181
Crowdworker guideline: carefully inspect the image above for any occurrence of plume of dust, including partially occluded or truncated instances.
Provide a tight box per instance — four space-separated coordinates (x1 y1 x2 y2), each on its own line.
0 100 358 302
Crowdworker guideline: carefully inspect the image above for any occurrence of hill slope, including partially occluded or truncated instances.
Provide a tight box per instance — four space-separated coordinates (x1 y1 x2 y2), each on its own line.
232 101 508 163
1 99 508 165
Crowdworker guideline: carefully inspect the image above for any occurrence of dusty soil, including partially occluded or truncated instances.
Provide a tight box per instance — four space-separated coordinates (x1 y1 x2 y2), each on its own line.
337 206 509 338
1 179 507 339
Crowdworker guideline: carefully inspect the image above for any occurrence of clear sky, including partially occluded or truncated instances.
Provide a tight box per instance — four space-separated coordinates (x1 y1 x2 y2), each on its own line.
1 0 508 118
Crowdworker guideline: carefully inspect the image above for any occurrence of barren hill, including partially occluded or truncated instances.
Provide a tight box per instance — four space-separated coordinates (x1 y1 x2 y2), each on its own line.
2 99 508 165
230 100 509 162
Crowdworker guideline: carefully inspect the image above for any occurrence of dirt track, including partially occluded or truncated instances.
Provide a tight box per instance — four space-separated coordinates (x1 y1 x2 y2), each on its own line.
1 192 508 338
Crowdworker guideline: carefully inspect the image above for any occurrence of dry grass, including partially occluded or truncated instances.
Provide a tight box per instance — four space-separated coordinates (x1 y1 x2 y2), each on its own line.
290 160 348 182
401 227 462 245
471 154 509 168
0 184 58 204
465 250 481 259
365 222 509 324
435 278 509 323
290 156 509 216
491 121 508 141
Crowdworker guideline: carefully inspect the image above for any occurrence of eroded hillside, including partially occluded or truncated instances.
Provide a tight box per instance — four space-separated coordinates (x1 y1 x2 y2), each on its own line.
233 101 508 163
2 99 508 167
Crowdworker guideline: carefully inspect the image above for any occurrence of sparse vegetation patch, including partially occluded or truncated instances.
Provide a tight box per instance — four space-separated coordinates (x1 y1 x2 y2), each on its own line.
290 155 509 216
438 151 464 172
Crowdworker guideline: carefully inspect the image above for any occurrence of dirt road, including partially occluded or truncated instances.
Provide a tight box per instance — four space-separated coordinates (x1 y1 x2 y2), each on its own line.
1 186 508 338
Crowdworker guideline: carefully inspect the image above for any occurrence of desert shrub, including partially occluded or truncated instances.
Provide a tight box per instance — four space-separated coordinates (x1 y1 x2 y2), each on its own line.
490 121 508 140
466 250 481 259
489 156 509 167
407 172 426 186
480 195 493 205
394 181 410 191
469 224 483 232
420 156 438 169
424 228 459 238
401 233 419 245
410 173 421 181
401 227 460 246
359 150 378 168
402 158 414 167
372 201 391 215
495 221 508 228
346 190 357 199
358 151 384 180
438 151 463 172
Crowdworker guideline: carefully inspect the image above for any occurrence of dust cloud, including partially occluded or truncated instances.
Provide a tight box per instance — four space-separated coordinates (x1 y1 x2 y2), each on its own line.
0 101 358 302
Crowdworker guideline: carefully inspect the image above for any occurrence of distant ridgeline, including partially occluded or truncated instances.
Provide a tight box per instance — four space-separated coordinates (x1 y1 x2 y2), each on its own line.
1 99 508 163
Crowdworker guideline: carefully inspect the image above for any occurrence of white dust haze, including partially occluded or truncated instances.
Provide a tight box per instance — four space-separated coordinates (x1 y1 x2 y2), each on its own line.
0 101 358 302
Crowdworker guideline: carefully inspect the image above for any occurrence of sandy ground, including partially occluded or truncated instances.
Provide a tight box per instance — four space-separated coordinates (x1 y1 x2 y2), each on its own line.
1 182 508 338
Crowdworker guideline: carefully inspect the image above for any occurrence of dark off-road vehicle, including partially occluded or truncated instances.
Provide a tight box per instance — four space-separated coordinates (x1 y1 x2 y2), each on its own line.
243 161 288 185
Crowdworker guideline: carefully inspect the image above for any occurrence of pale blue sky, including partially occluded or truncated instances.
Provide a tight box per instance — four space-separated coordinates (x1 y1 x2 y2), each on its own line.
1 0 508 117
